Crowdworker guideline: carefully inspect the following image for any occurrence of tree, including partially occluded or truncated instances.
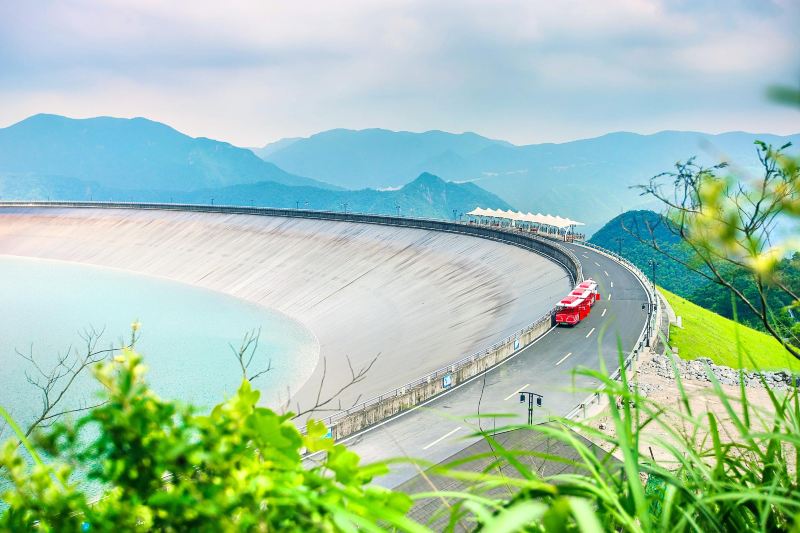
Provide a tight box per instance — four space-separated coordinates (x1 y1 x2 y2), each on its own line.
634 136 800 361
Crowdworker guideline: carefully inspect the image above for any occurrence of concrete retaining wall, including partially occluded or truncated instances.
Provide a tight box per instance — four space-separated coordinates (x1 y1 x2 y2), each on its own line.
332 313 553 439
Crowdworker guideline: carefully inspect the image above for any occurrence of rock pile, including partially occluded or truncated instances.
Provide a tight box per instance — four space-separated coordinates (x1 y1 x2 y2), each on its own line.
645 353 799 389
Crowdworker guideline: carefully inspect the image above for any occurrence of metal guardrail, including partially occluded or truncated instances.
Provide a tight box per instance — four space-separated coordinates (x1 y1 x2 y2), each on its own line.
317 311 554 428
0 201 584 431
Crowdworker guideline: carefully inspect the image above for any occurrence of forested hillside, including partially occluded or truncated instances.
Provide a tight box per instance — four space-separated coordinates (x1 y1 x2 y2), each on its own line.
589 210 707 296
591 210 800 334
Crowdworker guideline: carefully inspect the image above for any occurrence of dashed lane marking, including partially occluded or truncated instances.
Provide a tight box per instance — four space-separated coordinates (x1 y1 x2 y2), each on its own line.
556 353 572 366
604 270 609 277
601 308 607 317
594 261 601 267
586 327 596 338
504 384 531 401
422 427 462 450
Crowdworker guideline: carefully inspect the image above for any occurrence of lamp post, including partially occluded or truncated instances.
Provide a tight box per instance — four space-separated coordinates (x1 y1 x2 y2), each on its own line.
641 301 657 347
211 197 215 206
395 203 401 217
519 391 543 425
615 236 623 257
648 259 658 291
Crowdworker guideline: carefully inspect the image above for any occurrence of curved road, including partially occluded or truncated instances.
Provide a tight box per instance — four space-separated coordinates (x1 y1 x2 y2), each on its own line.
322 241 649 488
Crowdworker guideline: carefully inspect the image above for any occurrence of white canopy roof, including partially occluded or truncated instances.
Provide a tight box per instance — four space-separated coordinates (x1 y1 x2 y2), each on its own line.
467 207 584 229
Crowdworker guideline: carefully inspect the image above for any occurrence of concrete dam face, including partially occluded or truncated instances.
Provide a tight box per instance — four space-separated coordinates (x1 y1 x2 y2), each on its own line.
0 208 571 415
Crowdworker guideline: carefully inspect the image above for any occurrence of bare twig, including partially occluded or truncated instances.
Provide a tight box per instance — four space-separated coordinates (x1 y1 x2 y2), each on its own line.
292 353 380 420
230 328 273 382
19 325 136 436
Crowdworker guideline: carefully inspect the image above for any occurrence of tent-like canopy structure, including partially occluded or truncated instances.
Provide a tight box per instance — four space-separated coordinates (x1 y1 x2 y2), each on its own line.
466 207 584 230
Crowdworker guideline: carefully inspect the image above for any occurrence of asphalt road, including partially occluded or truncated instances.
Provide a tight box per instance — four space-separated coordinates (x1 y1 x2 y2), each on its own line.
319 242 650 488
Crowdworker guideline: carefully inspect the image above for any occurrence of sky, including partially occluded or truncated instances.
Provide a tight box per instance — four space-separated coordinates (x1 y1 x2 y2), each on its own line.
1 0 798 147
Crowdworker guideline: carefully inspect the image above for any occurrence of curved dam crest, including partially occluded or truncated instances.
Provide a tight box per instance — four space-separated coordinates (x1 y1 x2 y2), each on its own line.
0 207 571 416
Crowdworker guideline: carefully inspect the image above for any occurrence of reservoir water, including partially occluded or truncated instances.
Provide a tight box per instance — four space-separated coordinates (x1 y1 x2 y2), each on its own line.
0 255 319 430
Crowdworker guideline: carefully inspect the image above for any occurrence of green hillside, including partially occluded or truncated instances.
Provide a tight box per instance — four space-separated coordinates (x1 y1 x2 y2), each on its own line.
589 210 707 297
662 288 798 371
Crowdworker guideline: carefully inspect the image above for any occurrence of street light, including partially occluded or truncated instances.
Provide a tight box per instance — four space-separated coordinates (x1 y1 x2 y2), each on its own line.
519 391 543 425
615 236 623 257
641 301 657 347
648 259 658 291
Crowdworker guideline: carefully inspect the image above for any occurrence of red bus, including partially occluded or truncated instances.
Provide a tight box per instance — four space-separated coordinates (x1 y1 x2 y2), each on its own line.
555 294 591 325
556 279 601 326
577 279 600 304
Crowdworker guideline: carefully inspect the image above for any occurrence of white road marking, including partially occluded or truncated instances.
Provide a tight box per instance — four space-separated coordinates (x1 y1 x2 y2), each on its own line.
585 327 596 338
601 308 607 317
604 270 609 277
556 352 572 366
504 383 531 401
594 261 601 267
607 293 612 301
422 427 462 450
611 281 614 288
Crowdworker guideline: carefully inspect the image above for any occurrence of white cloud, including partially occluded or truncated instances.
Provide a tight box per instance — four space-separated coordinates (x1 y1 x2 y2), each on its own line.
0 0 797 145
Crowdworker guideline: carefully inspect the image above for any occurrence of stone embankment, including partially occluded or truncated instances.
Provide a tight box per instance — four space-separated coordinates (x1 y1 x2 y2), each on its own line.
643 353 798 390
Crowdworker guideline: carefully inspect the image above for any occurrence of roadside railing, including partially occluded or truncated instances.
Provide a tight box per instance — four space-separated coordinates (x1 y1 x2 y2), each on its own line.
317 310 554 430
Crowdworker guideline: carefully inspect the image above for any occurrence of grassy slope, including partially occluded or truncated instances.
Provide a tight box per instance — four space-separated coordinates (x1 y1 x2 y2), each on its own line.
661 288 798 371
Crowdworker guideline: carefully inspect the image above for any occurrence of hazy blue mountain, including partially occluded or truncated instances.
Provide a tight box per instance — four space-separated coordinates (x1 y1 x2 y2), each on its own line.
0 172 510 221
260 129 800 235
252 137 302 159
0 114 334 192
260 128 512 189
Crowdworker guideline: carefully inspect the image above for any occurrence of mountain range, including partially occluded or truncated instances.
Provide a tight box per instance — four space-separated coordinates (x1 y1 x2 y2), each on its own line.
0 114 332 192
0 115 507 219
3 114 797 235
258 129 800 234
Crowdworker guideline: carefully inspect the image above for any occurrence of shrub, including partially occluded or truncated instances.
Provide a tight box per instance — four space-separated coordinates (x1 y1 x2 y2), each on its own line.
0 349 420 532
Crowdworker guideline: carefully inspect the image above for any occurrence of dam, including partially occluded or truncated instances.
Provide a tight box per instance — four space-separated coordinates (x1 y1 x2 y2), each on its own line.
0 206 572 418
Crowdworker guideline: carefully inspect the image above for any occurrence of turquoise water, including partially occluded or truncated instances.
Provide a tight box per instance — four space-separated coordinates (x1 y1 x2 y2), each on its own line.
0 255 319 430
